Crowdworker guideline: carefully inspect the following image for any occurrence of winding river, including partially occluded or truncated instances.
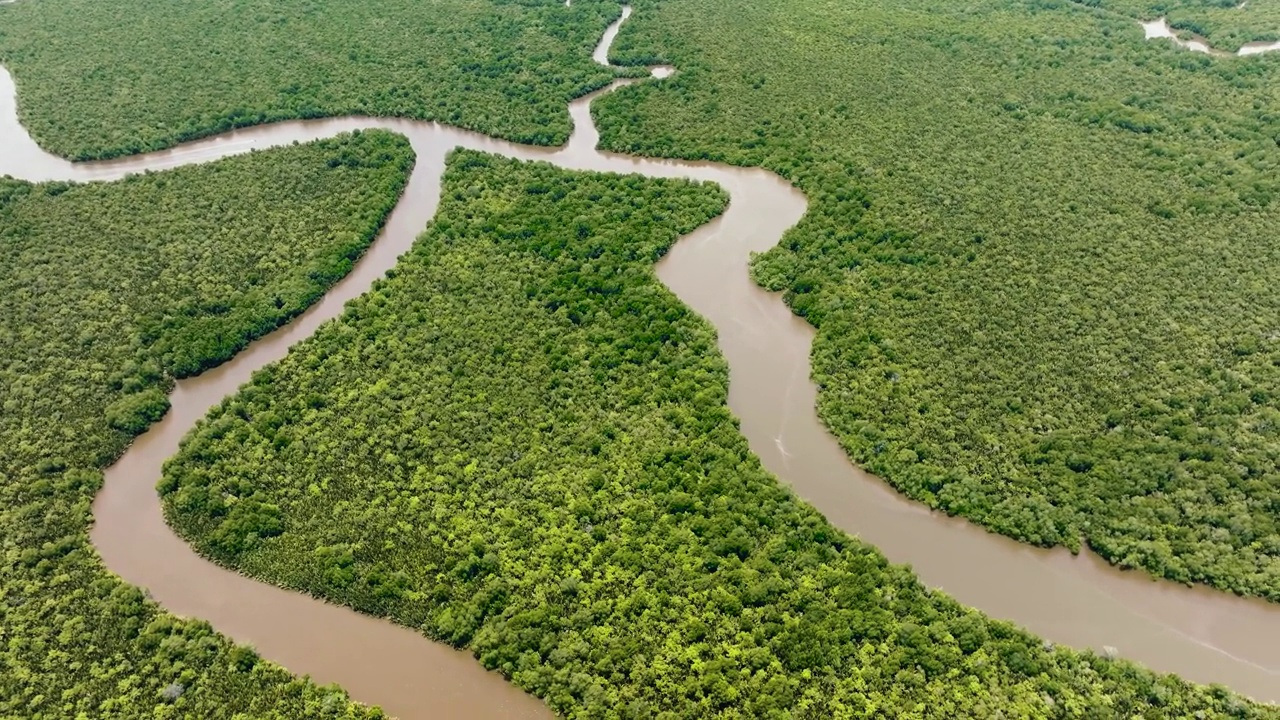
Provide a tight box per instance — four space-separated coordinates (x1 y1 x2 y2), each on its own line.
1143 16 1280 56
2 5 1280 716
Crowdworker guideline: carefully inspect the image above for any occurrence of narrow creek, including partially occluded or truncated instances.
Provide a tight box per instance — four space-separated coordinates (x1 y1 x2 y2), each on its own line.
1 5 1279 716
1142 17 1280 56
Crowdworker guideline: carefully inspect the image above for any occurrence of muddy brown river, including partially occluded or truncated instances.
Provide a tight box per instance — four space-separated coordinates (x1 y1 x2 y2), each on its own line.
2 5 1280 716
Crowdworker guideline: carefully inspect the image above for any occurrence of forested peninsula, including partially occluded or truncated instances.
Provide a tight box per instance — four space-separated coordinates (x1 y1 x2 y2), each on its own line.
601 0 1280 600
161 151 1273 718
0 132 411 717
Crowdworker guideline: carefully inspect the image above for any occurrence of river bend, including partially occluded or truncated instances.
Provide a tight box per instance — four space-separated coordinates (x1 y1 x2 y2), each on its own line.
1 5 1279 715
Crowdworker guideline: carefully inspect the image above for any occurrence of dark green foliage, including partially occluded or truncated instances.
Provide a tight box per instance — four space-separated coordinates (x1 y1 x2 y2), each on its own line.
0 132 412 717
105 388 171 434
597 0 1280 599
0 0 625 159
164 152 1273 717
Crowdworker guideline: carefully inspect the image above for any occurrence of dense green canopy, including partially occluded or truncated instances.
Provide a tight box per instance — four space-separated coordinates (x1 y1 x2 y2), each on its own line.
0 132 411 717
163 151 1274 718
599 0 1280 600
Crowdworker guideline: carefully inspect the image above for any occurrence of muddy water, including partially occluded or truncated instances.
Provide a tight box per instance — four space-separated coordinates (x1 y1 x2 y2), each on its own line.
2 3 1280 715
1143 16 1280 56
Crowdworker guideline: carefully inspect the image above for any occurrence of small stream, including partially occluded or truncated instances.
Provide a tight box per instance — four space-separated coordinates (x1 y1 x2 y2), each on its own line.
1143 17 1280 56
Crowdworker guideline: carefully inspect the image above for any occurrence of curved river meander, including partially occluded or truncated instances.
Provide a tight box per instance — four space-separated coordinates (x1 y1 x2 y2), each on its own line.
2 7 1280 716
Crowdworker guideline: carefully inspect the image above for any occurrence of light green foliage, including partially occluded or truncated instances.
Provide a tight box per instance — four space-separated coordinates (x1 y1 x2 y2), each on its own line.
0 0 622 160
0 132 411 716
105 388 171 434
1086 0 1280 51
597 0 1280 599
163 152 1273 717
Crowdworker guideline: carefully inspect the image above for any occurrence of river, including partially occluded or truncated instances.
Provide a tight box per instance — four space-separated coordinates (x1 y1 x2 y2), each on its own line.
1143 17 1280 56
1 4 1279 716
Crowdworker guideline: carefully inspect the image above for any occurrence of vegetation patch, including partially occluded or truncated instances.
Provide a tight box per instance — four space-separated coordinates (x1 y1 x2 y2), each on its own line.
0 131 411 717
163 151 1271 717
